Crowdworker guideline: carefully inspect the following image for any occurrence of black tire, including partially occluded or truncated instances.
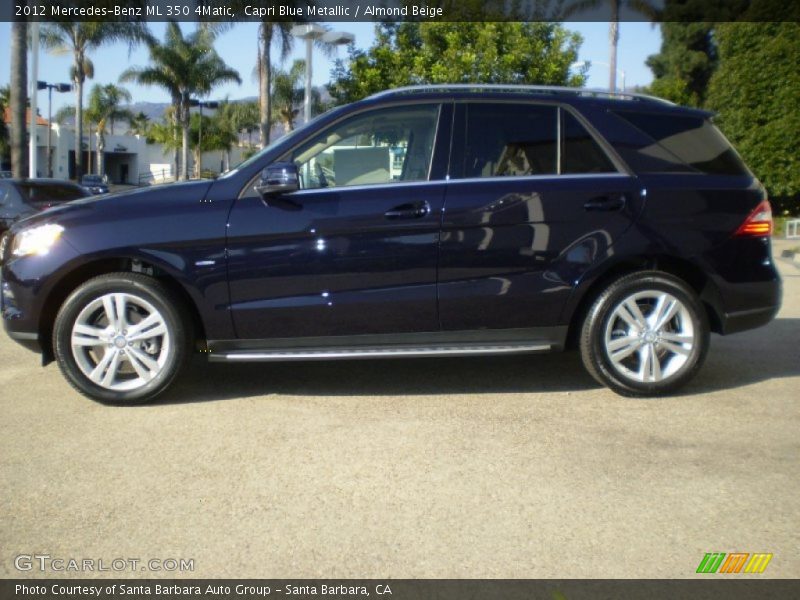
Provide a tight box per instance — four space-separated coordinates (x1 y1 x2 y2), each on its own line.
579 271 709 397
54 273 191 404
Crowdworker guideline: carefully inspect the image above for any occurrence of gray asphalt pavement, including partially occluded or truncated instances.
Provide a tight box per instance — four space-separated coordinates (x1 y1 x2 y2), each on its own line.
1 241 798 579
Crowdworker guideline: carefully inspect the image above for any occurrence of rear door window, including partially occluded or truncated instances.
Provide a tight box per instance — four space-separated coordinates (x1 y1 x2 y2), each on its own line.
453 103 619 179
457 104 558 178
561 111 617 174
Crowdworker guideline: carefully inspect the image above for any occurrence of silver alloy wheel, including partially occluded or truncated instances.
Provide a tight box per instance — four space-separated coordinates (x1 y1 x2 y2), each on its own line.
70 292 171 391
603 290 695 384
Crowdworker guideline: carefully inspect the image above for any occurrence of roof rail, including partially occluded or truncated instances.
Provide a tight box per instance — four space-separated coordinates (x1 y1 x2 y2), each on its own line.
367 84 675 105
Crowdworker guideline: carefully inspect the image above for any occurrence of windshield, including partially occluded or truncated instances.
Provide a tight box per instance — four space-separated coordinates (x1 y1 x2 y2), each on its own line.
82 175 104 184
219 106 346 178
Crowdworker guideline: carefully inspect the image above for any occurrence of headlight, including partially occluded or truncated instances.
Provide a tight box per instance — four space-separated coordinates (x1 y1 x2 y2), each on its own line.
11 224 65 258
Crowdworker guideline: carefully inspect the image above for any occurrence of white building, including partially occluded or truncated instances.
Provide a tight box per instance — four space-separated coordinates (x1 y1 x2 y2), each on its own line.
3 109 251 184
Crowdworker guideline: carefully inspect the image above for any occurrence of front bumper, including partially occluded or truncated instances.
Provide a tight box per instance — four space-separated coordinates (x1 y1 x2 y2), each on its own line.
1 236 81 358
2 273 44 354
4 328 41 353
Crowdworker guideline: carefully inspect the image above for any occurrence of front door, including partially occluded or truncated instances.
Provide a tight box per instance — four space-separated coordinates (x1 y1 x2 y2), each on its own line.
226 103 450 340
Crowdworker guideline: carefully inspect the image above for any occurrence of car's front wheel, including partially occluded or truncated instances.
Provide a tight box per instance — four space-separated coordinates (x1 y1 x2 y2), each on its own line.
579 271 710 397
54 273 190 404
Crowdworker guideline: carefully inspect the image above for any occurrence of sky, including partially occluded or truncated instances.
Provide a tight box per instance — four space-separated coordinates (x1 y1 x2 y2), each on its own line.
0 21 662 118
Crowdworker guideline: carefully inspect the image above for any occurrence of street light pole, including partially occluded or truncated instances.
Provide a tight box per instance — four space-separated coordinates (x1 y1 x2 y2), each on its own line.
38 81 72 177
190 99 219 177
289 26 354 125
290 24 326 125
29 21 39 179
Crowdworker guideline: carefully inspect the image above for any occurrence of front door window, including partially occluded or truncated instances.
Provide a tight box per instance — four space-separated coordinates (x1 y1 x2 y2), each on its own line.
286 104 440 190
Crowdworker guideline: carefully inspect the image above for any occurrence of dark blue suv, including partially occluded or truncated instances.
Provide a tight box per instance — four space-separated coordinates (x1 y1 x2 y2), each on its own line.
0 85 781 403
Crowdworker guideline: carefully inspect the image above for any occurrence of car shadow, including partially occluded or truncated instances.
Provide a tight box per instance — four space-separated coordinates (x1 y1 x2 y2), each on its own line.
160 348 598 405
688 316 800 395
152 318 800 405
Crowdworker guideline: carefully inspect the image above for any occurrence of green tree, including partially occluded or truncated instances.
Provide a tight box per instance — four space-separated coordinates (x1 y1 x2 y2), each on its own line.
127 111 151 137
706 23 800 208
121 22 241 181
223 101 260 148
40 23 152 180
271 60 309 132
188 111 238 178
329 23 585 105
645 22 716 106
257 22 294 147
0 85 9 166
87 84 134 177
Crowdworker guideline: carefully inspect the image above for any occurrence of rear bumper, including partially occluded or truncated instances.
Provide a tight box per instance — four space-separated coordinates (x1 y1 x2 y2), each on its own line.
702 237 782 335
720 302 780 335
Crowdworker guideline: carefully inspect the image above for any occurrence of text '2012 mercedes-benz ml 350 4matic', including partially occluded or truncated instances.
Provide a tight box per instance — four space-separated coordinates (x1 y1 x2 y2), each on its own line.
1 85 781 404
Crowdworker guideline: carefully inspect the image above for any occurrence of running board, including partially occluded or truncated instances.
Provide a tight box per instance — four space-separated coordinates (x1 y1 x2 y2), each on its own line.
208 343 551 362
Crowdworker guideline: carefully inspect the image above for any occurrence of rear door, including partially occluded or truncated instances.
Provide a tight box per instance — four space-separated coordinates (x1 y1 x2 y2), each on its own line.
439 101 642 331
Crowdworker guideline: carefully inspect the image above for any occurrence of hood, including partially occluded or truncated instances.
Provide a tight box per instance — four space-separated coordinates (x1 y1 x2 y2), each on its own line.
9 180 214 235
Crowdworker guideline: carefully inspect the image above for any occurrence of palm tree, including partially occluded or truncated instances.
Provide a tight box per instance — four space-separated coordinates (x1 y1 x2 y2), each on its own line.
271 60 306 132
87 84 134 177
0 86 10 166
566 0 659 92
224 101 260 148
255 19 340 146
257 22 295 147
10 20 28 177
40 23 152 180
127 111 151 137
121 22 241 181
189 111 238 178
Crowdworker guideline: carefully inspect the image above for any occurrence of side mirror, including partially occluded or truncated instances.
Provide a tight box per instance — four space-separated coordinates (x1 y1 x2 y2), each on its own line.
255 162 299 198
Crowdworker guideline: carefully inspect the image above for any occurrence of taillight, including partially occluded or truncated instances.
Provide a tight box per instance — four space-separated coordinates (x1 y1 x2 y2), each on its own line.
735 199 773 237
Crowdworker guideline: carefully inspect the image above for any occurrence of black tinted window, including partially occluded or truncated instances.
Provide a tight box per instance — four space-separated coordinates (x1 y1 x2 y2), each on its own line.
561 111 616 174
0 183 22 208
18 183 88 207
460 104 557 178
612 111 749 175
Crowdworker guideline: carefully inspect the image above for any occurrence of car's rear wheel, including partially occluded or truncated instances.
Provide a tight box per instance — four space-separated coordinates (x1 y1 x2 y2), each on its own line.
54 273 190 404
579 271 709 396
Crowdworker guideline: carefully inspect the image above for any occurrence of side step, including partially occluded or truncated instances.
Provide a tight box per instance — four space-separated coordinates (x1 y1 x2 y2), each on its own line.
208 342 551 362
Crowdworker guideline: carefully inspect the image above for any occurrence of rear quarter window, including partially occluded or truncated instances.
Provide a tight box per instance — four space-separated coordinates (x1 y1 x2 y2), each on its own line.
611 110 750 176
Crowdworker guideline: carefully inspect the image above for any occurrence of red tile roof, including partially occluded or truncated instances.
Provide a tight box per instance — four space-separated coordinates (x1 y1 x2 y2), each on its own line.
3 107 50 126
